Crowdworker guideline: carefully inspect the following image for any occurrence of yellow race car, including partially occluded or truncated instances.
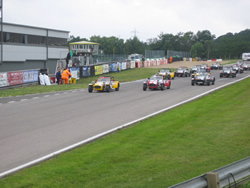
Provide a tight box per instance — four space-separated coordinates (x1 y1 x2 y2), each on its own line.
88 76 120 92
158 68 175 80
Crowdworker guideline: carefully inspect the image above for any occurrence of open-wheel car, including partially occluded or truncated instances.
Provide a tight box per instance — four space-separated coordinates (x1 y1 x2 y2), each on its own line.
175 66 191 77
143 75 171 91
191 72 215 86
158 68 175 80
88 76 120 93
220 67 236 78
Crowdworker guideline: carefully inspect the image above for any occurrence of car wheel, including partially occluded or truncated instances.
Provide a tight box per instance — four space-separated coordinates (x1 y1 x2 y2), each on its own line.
161 84 165 91
143 84 147 91
115 84 120 91
106 85 110 92
88 85 93 93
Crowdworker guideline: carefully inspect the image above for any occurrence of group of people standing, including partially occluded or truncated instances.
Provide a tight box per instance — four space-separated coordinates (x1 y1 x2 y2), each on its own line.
56 68 72 85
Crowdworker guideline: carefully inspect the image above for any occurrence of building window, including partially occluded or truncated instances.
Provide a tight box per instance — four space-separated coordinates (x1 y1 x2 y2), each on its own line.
3 32 67 46
4 32 10 42
28 35 46 45
23 34 28 44
48 37 67 46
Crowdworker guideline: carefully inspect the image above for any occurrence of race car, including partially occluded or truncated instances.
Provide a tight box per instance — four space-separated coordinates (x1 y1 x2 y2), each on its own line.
88 76 120 92
175 66 191 77
200 63 211 72
231 64 244 74
190 65 201 73
241 62 250 71
220 67 236 78
143 75 171 91
191 72 215 86
158 68 175 80
211 62 223 70
191 68 208 78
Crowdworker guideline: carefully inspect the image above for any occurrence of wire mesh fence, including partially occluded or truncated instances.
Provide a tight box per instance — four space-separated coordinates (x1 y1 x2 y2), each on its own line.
166 50 191 58
145 50 165 59
95 54 128 63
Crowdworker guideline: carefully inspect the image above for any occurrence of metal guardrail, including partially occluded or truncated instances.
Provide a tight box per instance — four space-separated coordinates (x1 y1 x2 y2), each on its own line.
169 156 250 188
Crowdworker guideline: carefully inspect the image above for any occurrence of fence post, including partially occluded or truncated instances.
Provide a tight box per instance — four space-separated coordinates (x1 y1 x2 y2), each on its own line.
207 172 220 188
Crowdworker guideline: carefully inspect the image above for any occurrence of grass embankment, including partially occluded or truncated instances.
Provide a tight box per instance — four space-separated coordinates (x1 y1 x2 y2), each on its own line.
0 68 160 98
0 79 249 187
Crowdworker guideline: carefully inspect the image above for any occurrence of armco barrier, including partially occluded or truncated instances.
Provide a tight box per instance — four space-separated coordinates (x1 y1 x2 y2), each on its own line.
169 156 250 188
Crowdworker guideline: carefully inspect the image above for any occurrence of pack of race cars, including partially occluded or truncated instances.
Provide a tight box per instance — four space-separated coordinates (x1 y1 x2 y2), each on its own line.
88 61 249 92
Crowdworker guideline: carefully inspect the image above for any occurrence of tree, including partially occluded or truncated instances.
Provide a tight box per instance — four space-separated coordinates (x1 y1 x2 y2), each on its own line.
124 37 147 55
204 40 214 59
194 30 215 44
190 42 205 58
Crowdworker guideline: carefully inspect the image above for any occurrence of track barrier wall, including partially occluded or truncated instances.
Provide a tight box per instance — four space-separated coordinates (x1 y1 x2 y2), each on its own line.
2 57 206 88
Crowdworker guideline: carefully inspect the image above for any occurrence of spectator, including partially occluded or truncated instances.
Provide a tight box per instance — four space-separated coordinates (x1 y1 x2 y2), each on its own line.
56 68 61 85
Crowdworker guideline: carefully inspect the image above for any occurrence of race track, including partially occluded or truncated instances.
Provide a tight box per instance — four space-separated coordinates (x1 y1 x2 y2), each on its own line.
0 68 249 175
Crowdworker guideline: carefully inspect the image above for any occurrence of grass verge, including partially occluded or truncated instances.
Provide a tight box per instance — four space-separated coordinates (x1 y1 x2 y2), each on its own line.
0 78 249 187
0 68 161 98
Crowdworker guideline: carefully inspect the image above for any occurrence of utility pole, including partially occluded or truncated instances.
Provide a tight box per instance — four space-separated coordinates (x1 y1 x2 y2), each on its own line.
131 28 139 39
0 0 3 65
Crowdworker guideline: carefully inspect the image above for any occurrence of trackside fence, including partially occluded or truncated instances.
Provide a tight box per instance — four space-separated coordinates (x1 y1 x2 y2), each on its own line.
169 156 250 188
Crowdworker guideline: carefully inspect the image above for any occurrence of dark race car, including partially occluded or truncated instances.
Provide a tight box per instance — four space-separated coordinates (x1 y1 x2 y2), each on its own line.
191 68 207 78
220 67 236 78
211 62 223 70
191 72 215 86
175 66 191 77
143 75 171 91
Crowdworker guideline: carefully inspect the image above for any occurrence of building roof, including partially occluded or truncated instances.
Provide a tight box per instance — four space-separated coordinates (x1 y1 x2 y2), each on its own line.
69 41 100 45
3 22 70 33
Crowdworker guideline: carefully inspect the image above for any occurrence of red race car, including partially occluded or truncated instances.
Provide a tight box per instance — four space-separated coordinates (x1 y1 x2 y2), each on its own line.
143 75 171 91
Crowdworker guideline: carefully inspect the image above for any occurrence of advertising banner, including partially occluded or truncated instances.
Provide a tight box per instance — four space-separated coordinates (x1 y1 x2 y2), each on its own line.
0 72 9 87
126 61 131 69
121 62 127 70
110 63 118 72
82 66 91 77
69 67 80 79
103 64 109 74
7 71 24 86
23 70 39 83
130 61 135 68
95 65 103 75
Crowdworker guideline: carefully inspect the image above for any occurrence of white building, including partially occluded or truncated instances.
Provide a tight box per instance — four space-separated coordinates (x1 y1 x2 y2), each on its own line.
0 22 69 74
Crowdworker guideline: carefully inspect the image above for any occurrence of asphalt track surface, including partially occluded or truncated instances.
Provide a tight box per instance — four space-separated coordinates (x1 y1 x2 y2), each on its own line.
0 68 249 176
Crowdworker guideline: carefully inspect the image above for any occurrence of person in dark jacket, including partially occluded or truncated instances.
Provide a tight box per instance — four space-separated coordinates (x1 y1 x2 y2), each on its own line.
56 68 61 85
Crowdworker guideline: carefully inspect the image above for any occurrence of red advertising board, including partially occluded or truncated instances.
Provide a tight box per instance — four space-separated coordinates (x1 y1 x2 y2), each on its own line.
7 71 24 85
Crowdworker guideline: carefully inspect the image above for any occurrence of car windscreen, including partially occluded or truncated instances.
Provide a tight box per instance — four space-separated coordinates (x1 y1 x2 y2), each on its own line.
98 77 110 82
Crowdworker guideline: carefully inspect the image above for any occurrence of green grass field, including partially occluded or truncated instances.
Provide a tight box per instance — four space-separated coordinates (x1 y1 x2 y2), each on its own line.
0 77 249 187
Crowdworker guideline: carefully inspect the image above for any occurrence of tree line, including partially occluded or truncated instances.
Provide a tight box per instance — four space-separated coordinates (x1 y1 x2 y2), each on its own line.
68 29 250 59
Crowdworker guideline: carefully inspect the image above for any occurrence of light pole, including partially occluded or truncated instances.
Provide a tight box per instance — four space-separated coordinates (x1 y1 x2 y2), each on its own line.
0 0 3 65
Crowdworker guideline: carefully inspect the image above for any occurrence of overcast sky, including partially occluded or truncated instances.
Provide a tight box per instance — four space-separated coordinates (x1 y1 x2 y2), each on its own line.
3 0 250 42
